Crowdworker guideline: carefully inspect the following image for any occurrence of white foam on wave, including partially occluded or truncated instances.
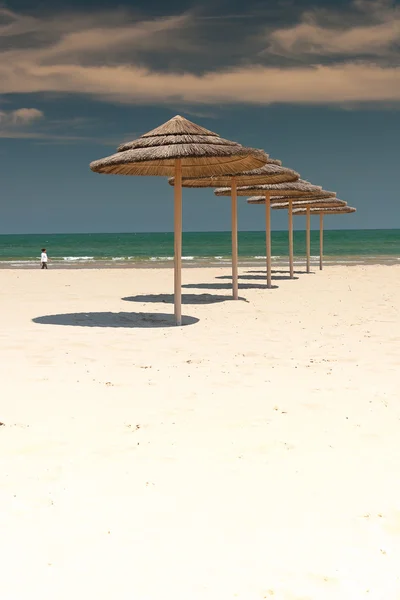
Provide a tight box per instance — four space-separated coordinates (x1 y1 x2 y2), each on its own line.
113 256 139 261
63 256 95 261
149 256 174 261
0 260 36 264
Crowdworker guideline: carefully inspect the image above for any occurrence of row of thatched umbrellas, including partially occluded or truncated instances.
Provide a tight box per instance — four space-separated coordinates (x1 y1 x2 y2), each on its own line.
90 115 356 325
247 200 355 273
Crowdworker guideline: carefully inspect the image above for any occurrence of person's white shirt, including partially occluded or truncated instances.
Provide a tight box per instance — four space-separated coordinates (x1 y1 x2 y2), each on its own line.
41 252 48 262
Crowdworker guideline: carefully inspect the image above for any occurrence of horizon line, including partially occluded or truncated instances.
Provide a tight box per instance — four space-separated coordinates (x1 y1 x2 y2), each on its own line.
0 227 397 236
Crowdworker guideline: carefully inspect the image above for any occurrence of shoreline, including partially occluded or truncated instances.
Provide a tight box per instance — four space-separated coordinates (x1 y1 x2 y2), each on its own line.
0 256 399 269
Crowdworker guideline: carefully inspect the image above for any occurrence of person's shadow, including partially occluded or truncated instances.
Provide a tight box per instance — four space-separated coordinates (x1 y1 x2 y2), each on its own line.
32 311 199 328
122 293 247 304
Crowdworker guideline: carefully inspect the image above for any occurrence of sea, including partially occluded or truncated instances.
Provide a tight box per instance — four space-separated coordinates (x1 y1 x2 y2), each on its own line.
0 230 399 268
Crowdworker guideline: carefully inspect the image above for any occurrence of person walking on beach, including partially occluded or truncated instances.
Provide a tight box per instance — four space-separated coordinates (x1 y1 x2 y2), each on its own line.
40 248 48 269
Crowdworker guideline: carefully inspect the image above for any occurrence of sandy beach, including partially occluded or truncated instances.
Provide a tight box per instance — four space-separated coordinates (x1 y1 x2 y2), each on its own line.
1 263 400 599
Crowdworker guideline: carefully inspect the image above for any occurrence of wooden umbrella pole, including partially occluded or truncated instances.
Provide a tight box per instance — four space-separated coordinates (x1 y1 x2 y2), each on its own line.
319 213 324 271
288 199 294 278
306 206 311 273
231 177 239 300
174 159 182 325
265 192 272 288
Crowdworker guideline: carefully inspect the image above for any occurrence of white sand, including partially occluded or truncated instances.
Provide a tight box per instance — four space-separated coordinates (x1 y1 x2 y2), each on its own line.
1 264 400 599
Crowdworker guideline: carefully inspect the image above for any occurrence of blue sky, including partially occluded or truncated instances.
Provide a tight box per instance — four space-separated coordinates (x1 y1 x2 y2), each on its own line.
0 0 399 233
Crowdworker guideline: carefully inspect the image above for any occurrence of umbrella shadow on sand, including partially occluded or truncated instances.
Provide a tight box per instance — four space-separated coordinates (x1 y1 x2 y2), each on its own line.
215 274 298 281
246 269 312 275
32 312 199 328
183 282 279 291
122 293 247 305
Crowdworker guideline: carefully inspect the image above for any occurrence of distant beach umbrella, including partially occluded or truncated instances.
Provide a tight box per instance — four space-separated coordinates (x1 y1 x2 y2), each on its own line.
248 196 344 272
270 198 347 273
247 195 347 273
292 206 356 215
90 115 267 325
169 160 299 293
247 190 337 204
216 180 332 280
292 206 356 271
217 180 325 198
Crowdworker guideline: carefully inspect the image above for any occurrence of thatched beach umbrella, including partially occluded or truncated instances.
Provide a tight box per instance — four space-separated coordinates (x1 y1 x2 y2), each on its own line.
90 115 267 325
215 180 332 281
292 205 356 270
248 197 342 207
248 195 343 274
169 161 299 295
268 198 347 273
170 162 298 188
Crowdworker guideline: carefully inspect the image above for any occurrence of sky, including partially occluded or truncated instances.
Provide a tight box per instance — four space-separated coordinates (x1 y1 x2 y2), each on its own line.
0 0 399 233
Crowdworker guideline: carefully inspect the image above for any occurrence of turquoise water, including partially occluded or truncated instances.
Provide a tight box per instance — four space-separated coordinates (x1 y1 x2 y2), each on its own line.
0 230 399 267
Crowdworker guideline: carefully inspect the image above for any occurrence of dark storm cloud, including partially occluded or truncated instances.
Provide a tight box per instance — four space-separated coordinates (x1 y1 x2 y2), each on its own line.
0 0 399 117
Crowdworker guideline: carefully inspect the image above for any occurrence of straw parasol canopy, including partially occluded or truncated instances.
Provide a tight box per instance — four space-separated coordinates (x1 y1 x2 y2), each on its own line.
271 190 337 200
90 115 267 178
269 199 346 210
215 180 327 198
168 158 299 292
90 115 267 326
168 162 299 188
293 206 356 216
247 192 337 204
